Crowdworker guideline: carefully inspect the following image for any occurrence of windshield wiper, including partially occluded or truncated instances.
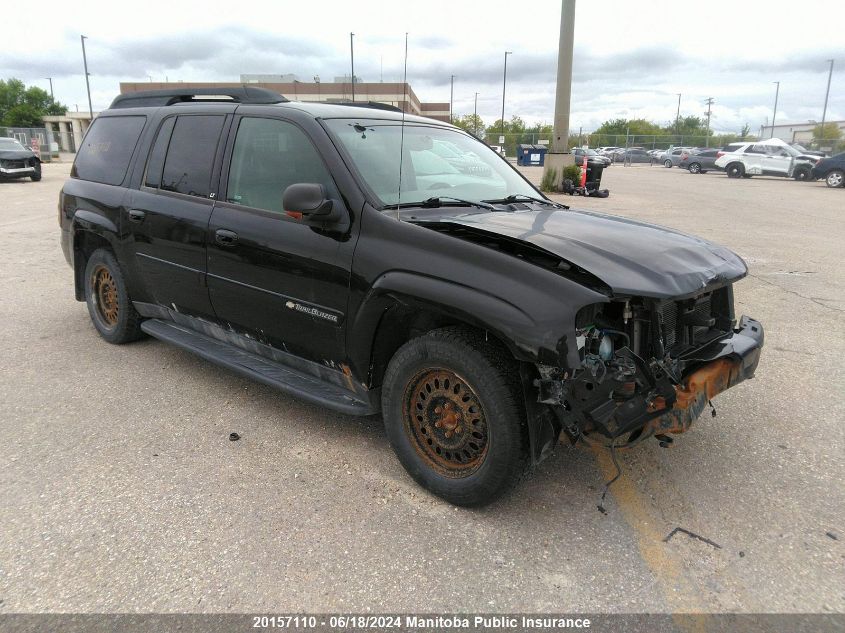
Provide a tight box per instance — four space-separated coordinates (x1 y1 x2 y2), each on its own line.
483 194 568 209
388 196 497 211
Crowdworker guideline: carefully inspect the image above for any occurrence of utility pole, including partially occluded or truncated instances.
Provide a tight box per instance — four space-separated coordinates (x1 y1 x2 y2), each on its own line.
80 35 93 119
450 75 455 123
501 52 512 138
350 32 355 102
473 92 479 136
820 59 834 143
543 0 577 186
704 97 714 147
771 81 780 138
45 77 53 99
675 93 681 132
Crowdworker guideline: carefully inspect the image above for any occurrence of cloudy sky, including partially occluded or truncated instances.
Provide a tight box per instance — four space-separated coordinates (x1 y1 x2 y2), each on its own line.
2 0 842 133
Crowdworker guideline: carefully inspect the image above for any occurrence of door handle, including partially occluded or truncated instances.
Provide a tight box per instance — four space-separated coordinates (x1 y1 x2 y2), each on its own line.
215 229 239 246
128 209 146 223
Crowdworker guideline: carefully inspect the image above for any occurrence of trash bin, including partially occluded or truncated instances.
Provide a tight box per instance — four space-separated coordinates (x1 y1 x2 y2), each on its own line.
516 144 548 166
586 161 604 187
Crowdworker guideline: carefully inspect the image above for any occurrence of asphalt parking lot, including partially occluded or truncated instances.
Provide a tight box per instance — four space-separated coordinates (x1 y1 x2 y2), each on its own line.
1 160 842 615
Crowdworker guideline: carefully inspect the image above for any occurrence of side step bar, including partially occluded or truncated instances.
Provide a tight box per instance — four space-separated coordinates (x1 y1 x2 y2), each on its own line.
140 319 375 416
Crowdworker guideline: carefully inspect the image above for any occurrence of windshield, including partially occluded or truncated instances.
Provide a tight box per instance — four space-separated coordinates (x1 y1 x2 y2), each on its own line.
0 138 26 151
324 120 539 208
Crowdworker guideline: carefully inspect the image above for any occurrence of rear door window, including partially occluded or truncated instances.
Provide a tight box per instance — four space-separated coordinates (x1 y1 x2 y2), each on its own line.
160 115 226 198
72 116 146 185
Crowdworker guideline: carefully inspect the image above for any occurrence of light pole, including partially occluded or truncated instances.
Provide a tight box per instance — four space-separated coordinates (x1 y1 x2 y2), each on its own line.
771 81 780 138
450 75 455 123
474 92 479 136
45 77 53 100
704 97 714 147
675 93 681 133
80 35 93 119
349 32 355 102
501 51 512 137
820 59 834 142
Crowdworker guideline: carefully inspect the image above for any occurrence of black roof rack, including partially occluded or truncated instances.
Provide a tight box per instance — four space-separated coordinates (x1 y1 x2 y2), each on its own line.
328 101 403 113
109 86 288 109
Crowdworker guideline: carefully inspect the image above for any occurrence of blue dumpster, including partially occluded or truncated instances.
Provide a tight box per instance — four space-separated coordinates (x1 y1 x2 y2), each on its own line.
516 144 548 166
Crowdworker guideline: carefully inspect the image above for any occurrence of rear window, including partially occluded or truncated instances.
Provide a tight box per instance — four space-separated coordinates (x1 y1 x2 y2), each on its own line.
72 116 146 185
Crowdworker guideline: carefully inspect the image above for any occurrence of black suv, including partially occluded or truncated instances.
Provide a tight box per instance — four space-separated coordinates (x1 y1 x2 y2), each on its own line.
59 87 764 506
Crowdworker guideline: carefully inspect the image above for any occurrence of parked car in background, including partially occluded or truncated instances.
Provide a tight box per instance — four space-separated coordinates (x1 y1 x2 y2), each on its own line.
0 137 41 182
573 147 611 167
714 139 819 180
679 148 722 174
662 147 694 168
811 151 845 188
613 147 652 163
790 143 827 159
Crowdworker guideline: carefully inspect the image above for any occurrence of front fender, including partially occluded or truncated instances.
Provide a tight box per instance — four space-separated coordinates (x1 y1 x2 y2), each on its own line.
353 270 538 363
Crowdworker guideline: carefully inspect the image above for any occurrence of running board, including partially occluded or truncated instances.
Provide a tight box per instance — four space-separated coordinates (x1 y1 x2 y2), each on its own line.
140 319 375 416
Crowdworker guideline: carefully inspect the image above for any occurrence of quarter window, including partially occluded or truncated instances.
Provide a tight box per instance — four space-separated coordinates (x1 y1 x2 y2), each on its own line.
226 117 336 213
71 116 146 186
160 115 225 198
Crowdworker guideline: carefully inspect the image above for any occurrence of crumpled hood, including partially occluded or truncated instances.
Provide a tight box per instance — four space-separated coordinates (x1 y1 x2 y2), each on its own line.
428 208 747 298
0 149 37 161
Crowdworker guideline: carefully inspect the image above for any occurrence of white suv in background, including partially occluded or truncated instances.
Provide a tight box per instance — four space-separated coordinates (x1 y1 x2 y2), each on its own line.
714 138 819 180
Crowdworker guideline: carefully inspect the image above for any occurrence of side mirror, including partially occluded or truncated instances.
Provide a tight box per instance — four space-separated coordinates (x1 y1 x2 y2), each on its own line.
282 183 334 219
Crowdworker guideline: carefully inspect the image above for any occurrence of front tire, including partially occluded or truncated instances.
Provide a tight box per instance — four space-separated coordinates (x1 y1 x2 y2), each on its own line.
726 163 745 178
30 162 42 181
84 248 144 344
688 163 702 174
825 169 844 188
382 327 528 506
663 159 672 168
793 166 811 181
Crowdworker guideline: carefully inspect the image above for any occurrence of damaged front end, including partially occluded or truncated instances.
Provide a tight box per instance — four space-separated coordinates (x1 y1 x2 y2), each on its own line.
530 285 763 458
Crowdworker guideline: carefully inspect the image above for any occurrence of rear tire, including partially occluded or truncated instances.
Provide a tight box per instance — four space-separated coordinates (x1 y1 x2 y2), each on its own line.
726 163 745 178
84 248 144 344
688 163 702 174
382 327 528 506
824 169 843 188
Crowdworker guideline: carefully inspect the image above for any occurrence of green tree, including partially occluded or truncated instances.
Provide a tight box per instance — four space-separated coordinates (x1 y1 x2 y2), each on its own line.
450 114 486 138
483 115 529 155
812 122 842 145
0 78 67 127
740 124 751 139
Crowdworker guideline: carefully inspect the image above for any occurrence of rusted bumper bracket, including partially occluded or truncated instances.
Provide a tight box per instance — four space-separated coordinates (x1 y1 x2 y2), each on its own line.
646 315 763 437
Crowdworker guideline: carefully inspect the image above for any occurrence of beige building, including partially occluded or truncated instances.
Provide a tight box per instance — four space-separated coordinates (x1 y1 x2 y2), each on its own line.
42 111 96 153
119 81 450 122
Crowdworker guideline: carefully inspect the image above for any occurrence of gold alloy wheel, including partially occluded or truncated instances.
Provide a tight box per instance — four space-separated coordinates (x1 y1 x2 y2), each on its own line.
92 265 119 327
403 368 489 478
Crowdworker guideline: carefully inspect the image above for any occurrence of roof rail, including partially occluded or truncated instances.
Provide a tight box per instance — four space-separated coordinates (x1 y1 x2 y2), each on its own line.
109 86 288 109
329 101 403 113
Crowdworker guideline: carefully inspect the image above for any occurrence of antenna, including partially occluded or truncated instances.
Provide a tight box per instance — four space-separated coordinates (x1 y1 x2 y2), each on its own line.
395 32 408 218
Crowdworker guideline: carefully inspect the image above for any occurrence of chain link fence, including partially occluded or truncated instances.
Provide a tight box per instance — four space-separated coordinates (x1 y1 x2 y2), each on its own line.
479 131 844 158
1 126 54 162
